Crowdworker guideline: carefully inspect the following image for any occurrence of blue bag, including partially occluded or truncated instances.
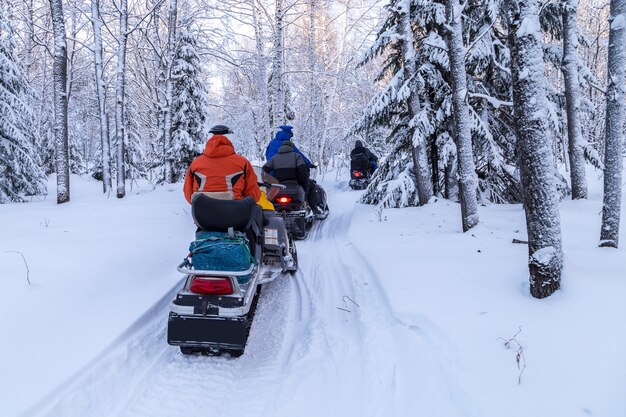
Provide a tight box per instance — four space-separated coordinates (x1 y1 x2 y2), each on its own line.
189 231 255 273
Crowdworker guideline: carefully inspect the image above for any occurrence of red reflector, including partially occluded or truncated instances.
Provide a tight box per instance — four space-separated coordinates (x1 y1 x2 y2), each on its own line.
353 171 363 177
190 276 233 295
277 196 292 204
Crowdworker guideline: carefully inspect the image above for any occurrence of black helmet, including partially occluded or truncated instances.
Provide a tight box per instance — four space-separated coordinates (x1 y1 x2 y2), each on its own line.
209 124 233 135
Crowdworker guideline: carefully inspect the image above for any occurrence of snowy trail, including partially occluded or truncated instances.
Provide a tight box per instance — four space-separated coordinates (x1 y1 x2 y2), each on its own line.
28 184 469 417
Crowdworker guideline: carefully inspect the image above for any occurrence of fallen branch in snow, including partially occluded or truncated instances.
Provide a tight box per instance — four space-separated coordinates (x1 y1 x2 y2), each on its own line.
1 251 31 285
498 326 526 385
337 296 360 313
512 238 529 244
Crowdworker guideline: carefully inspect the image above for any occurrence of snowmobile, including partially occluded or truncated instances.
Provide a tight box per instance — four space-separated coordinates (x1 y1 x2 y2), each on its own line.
269 173 329 240
167 181 297 357
349 156 373 190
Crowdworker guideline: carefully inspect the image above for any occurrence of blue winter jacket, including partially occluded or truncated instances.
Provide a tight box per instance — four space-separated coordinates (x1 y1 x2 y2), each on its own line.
266 126 314 168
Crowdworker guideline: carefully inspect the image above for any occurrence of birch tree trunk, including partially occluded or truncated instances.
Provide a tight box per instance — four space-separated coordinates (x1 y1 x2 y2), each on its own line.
163 0 178 183
398 0 433 206
49 0 69 204
251 0 271 158
445 0 479 231
507 0 563 298
271 0 286 126
562 0 588 199
599 0 626 248
115 0 128 198
92 0 112 194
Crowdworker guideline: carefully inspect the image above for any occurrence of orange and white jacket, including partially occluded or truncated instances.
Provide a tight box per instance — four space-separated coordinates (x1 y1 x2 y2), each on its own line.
183 135 261 204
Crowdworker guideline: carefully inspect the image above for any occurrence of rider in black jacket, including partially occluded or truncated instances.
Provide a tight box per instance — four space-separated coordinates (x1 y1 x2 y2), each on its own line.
350 140 378 175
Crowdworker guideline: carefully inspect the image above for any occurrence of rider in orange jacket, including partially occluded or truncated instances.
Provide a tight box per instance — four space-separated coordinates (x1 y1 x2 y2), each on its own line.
183 125 261 204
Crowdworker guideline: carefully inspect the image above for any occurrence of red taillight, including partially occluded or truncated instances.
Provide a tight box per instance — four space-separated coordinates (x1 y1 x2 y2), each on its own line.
277 196 292 204
353 170 363 177
190 276 233 295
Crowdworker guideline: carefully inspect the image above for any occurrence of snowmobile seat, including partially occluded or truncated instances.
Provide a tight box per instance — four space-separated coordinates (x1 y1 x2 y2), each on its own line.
191 194 262 257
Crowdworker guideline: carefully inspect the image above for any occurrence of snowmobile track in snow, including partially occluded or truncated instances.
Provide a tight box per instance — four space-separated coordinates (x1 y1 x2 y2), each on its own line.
26 185 473 417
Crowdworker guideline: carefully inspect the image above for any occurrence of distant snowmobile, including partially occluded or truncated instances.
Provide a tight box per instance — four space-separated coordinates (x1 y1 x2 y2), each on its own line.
167 180 297 357
268 173 329 240
349 156 373 190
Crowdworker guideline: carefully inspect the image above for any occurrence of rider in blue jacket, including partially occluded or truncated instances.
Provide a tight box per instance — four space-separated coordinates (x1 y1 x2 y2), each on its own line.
266 126 314 168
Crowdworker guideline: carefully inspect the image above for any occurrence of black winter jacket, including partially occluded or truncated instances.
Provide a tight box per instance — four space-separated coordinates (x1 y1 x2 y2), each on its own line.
350 146 377 163
263 144 310 187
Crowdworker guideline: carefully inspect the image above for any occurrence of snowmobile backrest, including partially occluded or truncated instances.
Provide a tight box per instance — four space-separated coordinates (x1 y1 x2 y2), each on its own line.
192 194 259 233
350 158 370 171
276 180 306 202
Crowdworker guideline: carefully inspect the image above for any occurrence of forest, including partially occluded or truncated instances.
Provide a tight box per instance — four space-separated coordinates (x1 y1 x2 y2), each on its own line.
1 0 625 300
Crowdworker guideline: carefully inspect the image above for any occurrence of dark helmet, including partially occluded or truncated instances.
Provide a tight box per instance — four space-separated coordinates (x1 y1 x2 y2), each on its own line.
209 124 233 135
355 140 363 148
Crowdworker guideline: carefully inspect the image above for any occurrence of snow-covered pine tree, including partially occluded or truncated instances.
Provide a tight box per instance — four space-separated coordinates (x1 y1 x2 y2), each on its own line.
49 0 70 204
0 4 46 203
506 0 563 298
167 23 209 182
540 1 598 199
599 0 626 248
356 0 437 208
359 0 521 208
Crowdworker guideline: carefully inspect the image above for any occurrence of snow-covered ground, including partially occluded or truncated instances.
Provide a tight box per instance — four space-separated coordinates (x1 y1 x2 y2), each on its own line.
1 173 624 417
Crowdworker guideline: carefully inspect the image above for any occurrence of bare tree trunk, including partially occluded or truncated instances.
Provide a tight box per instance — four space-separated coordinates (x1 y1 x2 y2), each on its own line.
251 0 271 158
92 0 112 194
398 1 433 206
562 0 588 199
115 0 128 198
599 0 626 248
163 0 178 183
445 0 479 231
271 0 286 126
49 0 69 204
507 0 563 298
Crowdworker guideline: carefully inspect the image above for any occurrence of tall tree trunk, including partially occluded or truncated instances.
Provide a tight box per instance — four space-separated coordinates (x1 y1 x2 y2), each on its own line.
507 0 563 298
271 0 286 126
115 0 128 198
398 1 433 206
599 0 626 248
445 0 479 231
562 0 588 199
49 0 69 204
251 0 271 158
92 0 112 194
163 0 178 183
308 0 321 162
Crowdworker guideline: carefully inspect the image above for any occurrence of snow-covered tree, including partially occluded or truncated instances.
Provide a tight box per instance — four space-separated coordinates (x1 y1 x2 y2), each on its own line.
49 0 70 204
163 0 178 183
91 0 112 194
599 0 626 248
356 0 435 208
562 0 589 199
115 0 129 198
445 0 479 231
167 24 209 182
0 4 46 203
506 0 563 298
